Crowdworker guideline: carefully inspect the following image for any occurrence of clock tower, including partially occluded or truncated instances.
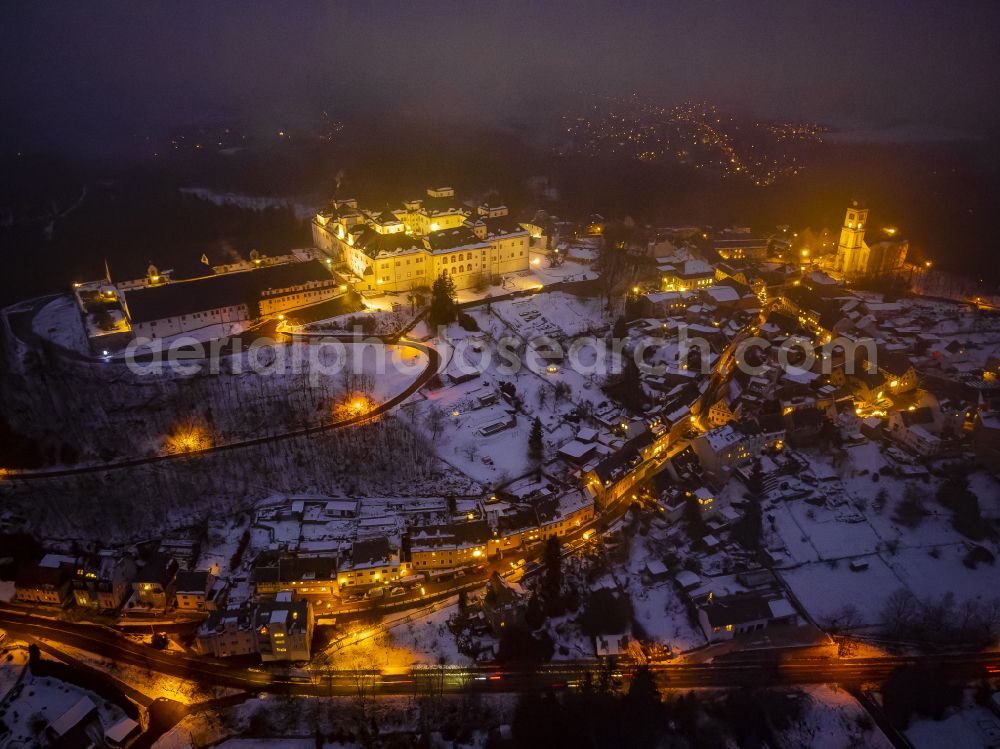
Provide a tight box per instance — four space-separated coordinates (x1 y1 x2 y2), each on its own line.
835 201 869 277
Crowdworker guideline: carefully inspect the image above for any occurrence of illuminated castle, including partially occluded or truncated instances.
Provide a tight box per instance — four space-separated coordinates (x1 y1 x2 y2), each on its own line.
833 201 908 280
312 186 531 292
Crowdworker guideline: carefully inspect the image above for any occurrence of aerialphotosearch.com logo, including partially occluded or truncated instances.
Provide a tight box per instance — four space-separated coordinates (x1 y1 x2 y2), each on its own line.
120 324 880 381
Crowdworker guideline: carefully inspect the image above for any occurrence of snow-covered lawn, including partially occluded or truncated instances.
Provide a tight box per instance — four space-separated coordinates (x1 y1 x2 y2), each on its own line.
775 442 1000 628
474 290 608 340
770 501 882 563
0 645 28 701
885 544 1000 602
782 555 905 626
906 690 1000 749
774 685 893 749
630 582 705 652
451 259 597 305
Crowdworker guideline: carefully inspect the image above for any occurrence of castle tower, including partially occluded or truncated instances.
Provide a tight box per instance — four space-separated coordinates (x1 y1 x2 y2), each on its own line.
835 201 869 277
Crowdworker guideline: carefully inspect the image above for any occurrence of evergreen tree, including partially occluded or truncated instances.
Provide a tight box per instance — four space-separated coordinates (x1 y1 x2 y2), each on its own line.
541 535 563 614
528 417 544 462
428 274 457 326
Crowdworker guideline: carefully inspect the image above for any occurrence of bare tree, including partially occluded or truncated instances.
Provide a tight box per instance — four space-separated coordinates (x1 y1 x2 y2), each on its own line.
426 405 447 440
881 588 919 637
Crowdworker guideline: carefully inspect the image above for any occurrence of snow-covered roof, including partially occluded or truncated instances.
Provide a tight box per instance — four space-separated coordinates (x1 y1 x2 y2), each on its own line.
675 570 701 589
645 560 668 577
768 598 796 619
704 285 740 303
47 697 97 737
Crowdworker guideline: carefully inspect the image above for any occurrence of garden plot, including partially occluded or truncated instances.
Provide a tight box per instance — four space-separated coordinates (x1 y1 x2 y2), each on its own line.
781 554 905 626
769 500 883 563
884 544 1000 602
484 291 607 340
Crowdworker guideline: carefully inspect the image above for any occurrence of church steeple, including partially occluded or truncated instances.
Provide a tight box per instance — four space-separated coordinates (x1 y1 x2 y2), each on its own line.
835 201 869 276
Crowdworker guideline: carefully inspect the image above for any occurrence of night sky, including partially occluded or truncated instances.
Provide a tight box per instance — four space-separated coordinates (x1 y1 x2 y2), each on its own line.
3 1 1000 155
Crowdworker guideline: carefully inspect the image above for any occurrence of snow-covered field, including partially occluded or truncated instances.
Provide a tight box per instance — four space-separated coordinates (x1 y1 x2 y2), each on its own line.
773 442 1000 628
775 685 893 749
0 645 28 701
907 701 1000 749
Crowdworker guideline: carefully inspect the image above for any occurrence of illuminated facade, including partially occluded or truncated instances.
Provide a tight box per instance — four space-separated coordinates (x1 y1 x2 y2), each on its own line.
660 259 716 291
312 187 531 292
255 593 314 662
833 202 908 280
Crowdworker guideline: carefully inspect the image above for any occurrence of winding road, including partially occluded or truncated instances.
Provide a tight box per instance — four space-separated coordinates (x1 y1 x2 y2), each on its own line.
0 325 440 480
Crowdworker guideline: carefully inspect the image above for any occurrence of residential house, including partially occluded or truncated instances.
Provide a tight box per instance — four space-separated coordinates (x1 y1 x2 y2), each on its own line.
255 556 340 598
195 603 257 657
15 554 76 606
131 553 179 610
876 352 919 395
482 572 525 634
692 420 763 482
337 537 404 589
784 406 825 447
697 593 799 643
661 259 715 291
72 552 137 610
255 592 314 662
409 521 490 571
174 569 217 611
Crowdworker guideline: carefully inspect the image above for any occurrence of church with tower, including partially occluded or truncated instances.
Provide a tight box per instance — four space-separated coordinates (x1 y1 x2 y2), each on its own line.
831 201 908 281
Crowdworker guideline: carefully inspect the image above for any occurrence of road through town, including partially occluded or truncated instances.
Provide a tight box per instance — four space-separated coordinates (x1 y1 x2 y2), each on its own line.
2 609 997 697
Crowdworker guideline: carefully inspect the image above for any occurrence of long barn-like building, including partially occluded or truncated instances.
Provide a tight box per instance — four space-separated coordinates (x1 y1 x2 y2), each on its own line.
121 258 339 339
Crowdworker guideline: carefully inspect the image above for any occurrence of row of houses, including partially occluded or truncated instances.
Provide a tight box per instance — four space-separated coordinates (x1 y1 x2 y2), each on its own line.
195 591 313 661
250 491 596 596
14 550 220 613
